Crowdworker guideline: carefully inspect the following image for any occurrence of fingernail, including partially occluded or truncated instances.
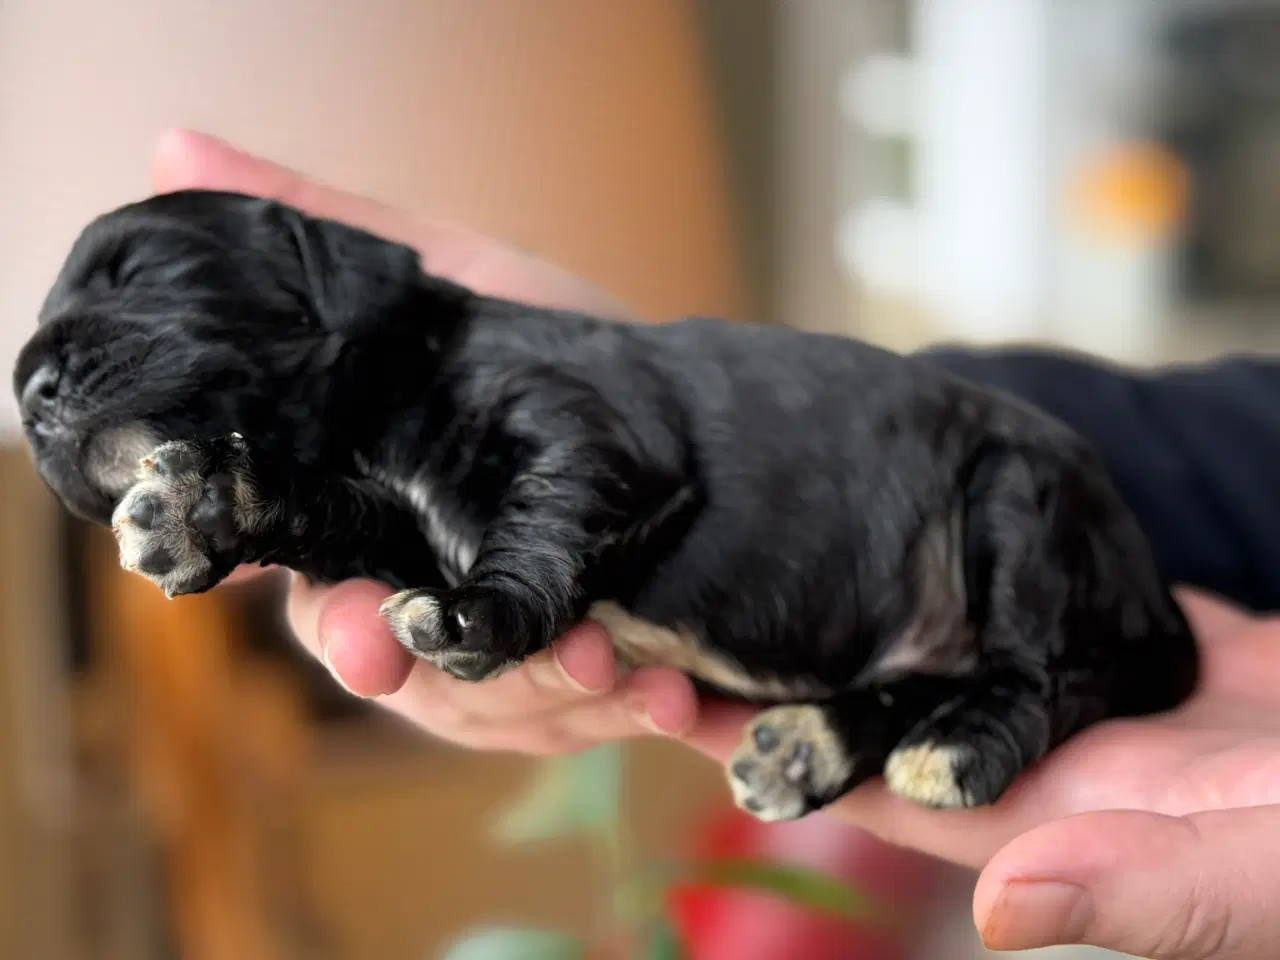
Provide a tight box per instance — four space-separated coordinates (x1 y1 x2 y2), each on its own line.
981 880 1093 951
553 647 605 694
320 634 360 698
627 697 667 736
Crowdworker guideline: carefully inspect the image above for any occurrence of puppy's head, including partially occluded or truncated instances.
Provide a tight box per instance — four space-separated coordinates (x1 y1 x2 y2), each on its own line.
12 189 435 523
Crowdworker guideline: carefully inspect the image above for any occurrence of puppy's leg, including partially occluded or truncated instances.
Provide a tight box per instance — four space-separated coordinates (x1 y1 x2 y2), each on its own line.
881 675 1051 808
112 436 443 596
882 454 1068 810
730 453 1081 819
381 447 682 683
726 675 973 821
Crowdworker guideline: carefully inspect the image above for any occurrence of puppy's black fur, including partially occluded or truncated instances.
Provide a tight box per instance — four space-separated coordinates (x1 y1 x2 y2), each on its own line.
13 190 1198 820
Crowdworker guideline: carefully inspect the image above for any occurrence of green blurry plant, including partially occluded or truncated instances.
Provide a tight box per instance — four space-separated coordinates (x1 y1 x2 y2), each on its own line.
440 743 889 960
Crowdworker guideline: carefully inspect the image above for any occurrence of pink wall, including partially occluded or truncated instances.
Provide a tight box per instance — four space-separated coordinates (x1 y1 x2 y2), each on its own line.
0 0 745 439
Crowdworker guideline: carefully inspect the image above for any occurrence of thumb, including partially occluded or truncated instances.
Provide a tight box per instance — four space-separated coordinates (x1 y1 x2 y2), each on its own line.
149 129 636 318
974 806 1280 958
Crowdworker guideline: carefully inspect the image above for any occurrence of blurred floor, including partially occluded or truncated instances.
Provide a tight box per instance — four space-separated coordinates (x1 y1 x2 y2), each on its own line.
299 732 721 958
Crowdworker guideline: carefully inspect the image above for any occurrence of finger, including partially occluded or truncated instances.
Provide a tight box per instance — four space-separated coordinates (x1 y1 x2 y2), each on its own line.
150 129 473 255
455 665 701 755
148 129 634 317
531 622 618 696
976 805 1280 957
570 664 700 740
619 665 700 736
284 566 693 751
1171 588 1280 700
359 625 695 753
680 698 758 759
284 576 413 698
316 584 416 698
395 622 656 732
290 574 678 745
1175 586 1258 644
293 574 622 707
222 564 276 585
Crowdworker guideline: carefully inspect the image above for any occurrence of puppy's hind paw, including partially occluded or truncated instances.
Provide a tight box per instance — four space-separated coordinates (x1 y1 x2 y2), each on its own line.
110 436 261 598
883 741 984 809
726 705 853 822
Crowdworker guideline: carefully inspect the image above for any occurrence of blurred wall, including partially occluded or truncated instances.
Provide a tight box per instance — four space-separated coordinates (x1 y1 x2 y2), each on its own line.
692 0 780 324
0 0 747 439
0 452 79 958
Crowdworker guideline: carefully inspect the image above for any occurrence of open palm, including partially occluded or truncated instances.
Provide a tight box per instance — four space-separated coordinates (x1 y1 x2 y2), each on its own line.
689 589 1280 956
687 588 1280 864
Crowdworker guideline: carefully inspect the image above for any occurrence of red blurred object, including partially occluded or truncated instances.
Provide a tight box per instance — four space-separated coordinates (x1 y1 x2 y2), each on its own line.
666 805 947 960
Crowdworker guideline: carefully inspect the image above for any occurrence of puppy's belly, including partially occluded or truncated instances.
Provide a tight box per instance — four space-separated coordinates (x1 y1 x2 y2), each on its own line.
585 601 833 701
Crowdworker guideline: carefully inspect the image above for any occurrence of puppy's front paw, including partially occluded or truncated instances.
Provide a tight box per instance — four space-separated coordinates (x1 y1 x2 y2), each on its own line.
883 740 984 808
727 705 853 822
110 437 263 598
379 586 519 682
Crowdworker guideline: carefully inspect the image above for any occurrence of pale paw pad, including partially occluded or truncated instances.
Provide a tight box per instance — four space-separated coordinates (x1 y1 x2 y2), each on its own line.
110 439 248 597
883 741 980 808
726 704 851 822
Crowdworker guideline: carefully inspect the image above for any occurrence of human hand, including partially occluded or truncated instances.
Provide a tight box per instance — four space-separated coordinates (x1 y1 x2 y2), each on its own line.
687 588 1280 956
149 129 699 752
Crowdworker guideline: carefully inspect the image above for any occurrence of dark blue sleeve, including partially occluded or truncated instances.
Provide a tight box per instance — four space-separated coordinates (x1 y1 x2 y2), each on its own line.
923 347 1280 612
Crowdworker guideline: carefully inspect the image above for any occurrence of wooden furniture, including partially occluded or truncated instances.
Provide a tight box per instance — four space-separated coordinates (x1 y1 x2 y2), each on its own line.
0 449 82 959
83 528 310 960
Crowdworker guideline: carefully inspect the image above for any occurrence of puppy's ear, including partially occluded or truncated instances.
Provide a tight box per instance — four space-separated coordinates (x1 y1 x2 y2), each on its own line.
271 202 424 337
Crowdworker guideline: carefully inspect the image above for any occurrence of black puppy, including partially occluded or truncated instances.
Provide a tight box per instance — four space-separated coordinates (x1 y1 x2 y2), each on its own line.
13 189 1198 821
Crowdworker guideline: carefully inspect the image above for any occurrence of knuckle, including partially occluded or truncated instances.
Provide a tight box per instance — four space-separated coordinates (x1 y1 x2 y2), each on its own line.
521 654 575 695
1138 821 1235 960
425 696 489 739
1157 889 1233 960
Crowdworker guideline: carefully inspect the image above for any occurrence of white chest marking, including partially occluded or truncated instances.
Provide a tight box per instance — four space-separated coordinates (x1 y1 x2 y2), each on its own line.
587 601 832 701
864 508 975 680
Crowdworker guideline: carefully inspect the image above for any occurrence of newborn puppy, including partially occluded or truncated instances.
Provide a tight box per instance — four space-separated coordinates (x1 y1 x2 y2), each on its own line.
13 189 1198 820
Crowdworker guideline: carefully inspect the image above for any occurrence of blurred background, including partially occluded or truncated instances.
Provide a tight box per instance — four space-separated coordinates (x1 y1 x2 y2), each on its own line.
2 0 1277 957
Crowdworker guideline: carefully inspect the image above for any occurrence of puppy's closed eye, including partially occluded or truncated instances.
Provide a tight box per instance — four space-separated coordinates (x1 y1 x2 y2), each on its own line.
14 188 1200 820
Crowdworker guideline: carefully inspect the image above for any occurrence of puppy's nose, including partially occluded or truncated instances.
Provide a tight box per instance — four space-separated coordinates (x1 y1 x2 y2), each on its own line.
19 362 62 424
